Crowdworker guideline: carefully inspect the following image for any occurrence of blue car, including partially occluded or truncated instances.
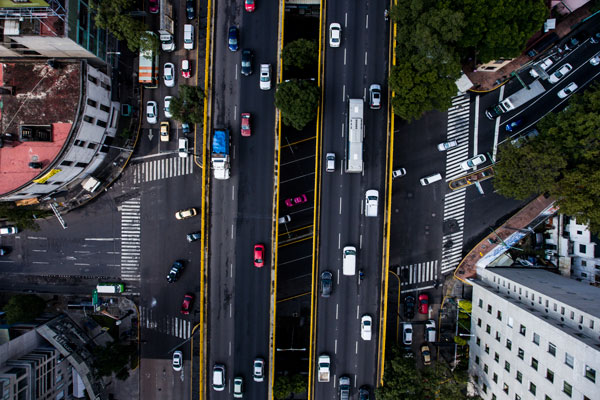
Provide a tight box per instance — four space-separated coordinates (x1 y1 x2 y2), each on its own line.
505 119 523 132
228 26 239 52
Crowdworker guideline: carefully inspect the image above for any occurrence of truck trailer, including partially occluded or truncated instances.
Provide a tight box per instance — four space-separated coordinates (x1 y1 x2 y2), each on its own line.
212 129 231 180
485 80 546 119
158 0 175 52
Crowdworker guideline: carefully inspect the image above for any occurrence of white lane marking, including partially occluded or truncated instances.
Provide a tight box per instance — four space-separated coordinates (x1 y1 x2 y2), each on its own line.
337 270 340 284
231 225 234 239
344 48 347 65
84 238 117 241
235 64 238 78
230 263 233 277
364 51 368 66
492 85 505 161
338 233 341 249
342 85 346 102
355 341 358 354
32 261 49 264
229 341 232 356
474 95 480 155
232 185 235 200
345 13 348 27
335 339 338 354
359 234 363 249
342 122 345 138
365 14 368 29
339 197 342 214
74 263 90 266
229 303 232 318
336 303 339 320
74 250 90 254
356 305 360 319
32 249 46 253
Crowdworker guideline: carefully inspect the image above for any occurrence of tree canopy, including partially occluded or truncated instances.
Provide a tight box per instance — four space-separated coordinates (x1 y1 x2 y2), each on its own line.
282 39 319 73
92 341 137 380
0 203 49 231
168 85 205 125
274 79 320 131
493 83 600 232
3 294 46 324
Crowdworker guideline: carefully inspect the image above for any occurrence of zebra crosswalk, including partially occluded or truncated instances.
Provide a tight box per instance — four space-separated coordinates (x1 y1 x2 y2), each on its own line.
139 306 193 339
132 155 195 184
441 189 466 274
445 95 471 181
396 260 439 286
120 197 141 291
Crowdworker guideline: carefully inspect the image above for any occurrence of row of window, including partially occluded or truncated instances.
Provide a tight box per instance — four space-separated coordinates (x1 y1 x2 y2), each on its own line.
82 114 108 128
86 98 111 113
87 74 111 92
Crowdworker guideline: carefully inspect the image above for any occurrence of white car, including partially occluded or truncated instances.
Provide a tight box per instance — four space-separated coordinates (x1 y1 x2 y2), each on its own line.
369 84 381 109
557 82 578 99
172 350 183 371
591 52 600 66
146 101 158 124
548 63 572 84
326 153 335 172
0 226 18 235
164 96 173 118
233 377 243 398
329 23 341 47
163 62 176 88
402 323 413 345
253 358 264 382
529 58 553 78
259 64 271 90
437 139 458 151
212 364 225 391
460 154 486 171
365 189 378 218
360 314 372 341
178 137 189 158
392 168 406 179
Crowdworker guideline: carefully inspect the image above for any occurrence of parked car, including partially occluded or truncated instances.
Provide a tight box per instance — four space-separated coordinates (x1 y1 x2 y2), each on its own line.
419 173 443 186
244 0 255 12
329 23 341 47
320 271 333 297
183 24 194 50
284 194 307 207
178 137 189 158
361 315 372 341
181 293 194 315
392 168 407 179
166 260 184 283
259 64 271 90
146 101 158 124
233 377 243 398
212 364 225 391
241 49 253 76
186 231 201 243
254 244 265 268
505 119 523 132
404 295 415 319
175 207 197 220
437 139 458 151
278 215 291 224
160 121 170 142
326 153 335 172
186 0 195 19
29 162 43 169
558 82 578 99
369 84 381 109
228 26 239 51
418 293 429 314
164 96 173 118
181 59 191 78
529 57 553 78
548 63 572 84
421 344 431 365
460 154 486 171
182 122 191 135
359 386 370 400
148 0 159 14
241 113 251 137
253 358 264 382
591 52 600 66
402 323 413 345
163 63 175 87
0 226 18 235
172 350 183 371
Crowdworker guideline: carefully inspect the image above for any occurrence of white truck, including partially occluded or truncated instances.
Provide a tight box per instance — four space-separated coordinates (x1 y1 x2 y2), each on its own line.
485 80 546 119
365 189 378 217
212 129 231 180
158 0 175 52
318 354 330 382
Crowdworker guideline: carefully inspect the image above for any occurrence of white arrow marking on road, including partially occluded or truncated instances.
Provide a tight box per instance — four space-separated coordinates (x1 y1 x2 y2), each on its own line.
148 129 153 141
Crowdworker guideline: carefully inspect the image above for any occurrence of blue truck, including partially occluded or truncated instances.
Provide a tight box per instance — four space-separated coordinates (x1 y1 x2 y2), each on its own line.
212 129 230 180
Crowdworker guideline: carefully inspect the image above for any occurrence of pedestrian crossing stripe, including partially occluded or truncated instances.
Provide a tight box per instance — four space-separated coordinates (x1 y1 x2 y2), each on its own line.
397 260 439 285
139 306 193 339
121 197 141 285
132 155 195 184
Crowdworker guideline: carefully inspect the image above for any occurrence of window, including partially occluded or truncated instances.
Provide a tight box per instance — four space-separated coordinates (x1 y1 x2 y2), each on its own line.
579 243 586 253
478 299 483 308
83 115 94 123
561 306 565 315
88 75 98 84
519 324 526 335
529 382 536 395
477 318 482 327
484 364 488 374
495 332 501 342
582 260 587 266
563 381 572 397
492 395 496 400
548 342 556 356
506 339 512 350
590 320 594 329
545 396 552 400
487 304 492 314
475 356 480 365
507 317 514 328
570 311 575 320
476 337 481 346
486 324 491 334
497 310 502 320
585 365 596 383
516 371 522 383
505 361 510 372
96 119 107 128
493 373 498 383
60 160 73 167
515 395 521 400
565 352 574 368
533 333 540 345
87 142 97 150
485 344 489 354
546 369 554 383
86 98 97 107
482 384 487 394
494 352 499 363
75 162 88 168
74 139 85 147
518 348 524 360
503 383 509 394
99 103 111 113
531 357 538 370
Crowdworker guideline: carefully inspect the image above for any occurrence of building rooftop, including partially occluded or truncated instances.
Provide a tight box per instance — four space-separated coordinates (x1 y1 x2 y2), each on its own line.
0 61 80 195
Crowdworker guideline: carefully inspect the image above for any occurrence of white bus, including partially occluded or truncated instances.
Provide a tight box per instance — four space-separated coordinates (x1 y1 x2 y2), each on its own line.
346 99 363 173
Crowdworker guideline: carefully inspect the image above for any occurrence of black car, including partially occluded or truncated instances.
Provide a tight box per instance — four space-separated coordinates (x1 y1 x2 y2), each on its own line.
404 295 415 319
228 26 239 52
186 0 195 20
167 260 184 283
359 386 370 400
320 271 332 297
186 231 201 243
182 123 191 135
241 49 253 76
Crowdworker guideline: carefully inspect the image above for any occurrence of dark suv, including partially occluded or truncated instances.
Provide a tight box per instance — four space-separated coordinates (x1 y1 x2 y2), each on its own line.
241 49 253 76
167 261 184 283
404 295 415 319
320 271 332 297
186 0 195 20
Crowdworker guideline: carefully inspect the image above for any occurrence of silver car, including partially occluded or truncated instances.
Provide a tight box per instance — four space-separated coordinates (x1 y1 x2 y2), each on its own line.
437 139 458 151
146 101 158 124
548 63 572 84
460 154 486 171
163 62 176 88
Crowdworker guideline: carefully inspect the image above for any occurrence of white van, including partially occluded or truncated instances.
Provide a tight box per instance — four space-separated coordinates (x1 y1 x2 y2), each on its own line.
184 24 194 50
342 246 356 276
326 153 335 172
425 319 436 342
419 173 442 186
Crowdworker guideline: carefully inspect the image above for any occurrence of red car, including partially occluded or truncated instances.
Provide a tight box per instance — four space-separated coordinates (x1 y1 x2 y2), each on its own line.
148 0 159 14
418 293 429 314
244 0 255 12
181 293 194 315
285 194 307 207
241 113 251 137
254 244 265 268
181 59 191 79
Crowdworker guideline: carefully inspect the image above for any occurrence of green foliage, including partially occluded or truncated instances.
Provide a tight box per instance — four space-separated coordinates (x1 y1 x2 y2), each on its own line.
3 294 46 324
92 341 137 380
494 83 600 232
91 0 153 52
290 374 307 394
274 80 320 130
273 375 292 400
0 203 49 231
458 300 472 313
168 85 205 125
282 39 318 72
454 336 468 346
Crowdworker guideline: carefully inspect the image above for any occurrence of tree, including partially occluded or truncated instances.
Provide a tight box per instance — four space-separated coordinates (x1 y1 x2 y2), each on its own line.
453 0 548 63
282 39 318 72
91 0 154 52
273 375 292 400
92 341 137 380
0 203 50 231
290 373 307 395
3 294 46 324
274 80 320 130
168 85 205 125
